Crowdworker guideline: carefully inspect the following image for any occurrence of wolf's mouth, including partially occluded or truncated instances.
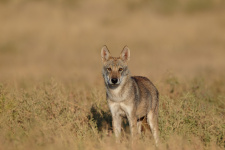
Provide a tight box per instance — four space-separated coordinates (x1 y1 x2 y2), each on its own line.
108 82 120 89
108 82 120 85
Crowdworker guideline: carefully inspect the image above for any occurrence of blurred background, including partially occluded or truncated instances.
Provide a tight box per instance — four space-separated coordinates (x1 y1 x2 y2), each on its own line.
0 1 225 149
0 0 225 88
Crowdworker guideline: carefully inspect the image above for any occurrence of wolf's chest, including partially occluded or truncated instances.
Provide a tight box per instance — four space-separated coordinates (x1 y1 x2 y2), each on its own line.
107 86 128 102
108 101 133 117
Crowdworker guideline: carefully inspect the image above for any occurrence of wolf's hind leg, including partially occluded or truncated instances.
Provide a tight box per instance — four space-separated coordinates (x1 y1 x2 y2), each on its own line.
147 110 159 146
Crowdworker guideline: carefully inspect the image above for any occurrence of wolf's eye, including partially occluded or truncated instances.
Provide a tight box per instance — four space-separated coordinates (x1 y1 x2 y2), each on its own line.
107 68 112 71
119 68 123 71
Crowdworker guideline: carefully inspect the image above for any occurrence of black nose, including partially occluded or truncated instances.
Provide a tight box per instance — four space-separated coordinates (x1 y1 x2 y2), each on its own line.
111 78 118 84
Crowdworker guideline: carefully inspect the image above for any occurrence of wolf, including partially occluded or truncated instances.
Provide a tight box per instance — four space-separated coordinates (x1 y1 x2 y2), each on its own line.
101 45 159 145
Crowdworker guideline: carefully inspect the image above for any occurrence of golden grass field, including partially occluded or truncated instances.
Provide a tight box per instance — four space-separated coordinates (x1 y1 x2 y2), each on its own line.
0 0 225 149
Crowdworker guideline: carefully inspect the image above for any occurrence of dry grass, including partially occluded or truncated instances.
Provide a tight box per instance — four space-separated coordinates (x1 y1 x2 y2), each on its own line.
0 0 225 149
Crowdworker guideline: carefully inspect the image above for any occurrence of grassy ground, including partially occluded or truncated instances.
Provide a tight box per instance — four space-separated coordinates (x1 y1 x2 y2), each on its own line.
0 0 225 149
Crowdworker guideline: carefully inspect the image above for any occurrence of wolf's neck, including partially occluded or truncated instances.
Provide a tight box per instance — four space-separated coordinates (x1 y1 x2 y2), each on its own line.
106 76 132 102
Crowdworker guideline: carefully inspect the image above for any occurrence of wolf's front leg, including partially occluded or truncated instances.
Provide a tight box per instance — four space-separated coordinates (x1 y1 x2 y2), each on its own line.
109 102 122 138
112 114 122 138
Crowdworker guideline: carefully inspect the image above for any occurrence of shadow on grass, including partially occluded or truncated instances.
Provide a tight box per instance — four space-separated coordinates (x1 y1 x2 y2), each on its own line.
87 105 130 133
87 105 112 131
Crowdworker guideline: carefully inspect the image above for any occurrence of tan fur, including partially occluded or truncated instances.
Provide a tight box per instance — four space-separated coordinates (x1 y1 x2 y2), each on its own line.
101 45 159 145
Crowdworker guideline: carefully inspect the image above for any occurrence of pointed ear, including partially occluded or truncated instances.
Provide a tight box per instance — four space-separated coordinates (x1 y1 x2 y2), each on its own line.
101 45 111 62
120 46 130 62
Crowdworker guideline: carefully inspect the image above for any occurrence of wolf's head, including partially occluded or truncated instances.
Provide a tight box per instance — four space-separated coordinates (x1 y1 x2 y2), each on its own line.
101 45 130 87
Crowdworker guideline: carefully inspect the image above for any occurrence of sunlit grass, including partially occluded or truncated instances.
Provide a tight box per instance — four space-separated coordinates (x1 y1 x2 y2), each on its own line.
0 77 224 150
